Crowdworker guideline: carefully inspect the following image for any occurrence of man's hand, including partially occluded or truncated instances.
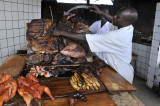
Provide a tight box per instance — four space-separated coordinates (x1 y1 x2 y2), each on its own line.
89 5 103 15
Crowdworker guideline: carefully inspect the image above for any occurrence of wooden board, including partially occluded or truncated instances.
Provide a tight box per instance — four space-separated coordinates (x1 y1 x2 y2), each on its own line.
44 92 116 106
39 77 106 99
99 67 138 92
0 54 26 77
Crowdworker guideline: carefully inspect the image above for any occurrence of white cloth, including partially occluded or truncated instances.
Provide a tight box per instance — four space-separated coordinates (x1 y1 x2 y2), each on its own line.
86 25 134 84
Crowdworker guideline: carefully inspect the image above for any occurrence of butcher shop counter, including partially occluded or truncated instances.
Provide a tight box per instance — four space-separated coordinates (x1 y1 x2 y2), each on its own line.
0 54 144 106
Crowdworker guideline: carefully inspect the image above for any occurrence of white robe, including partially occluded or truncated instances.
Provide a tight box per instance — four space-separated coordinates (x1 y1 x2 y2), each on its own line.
86 25 134 84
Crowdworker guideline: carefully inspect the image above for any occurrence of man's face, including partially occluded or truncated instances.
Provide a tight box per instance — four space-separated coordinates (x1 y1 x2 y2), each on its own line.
112 9 127 27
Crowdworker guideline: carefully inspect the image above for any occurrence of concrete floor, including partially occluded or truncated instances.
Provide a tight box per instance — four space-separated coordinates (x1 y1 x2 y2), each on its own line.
133 77 160 106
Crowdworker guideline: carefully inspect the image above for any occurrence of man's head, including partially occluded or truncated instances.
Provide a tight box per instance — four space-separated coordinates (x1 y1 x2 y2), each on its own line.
112 7 138 28
100 7 109 24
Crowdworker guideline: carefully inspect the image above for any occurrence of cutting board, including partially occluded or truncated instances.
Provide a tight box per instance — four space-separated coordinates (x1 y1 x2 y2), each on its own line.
44 92 116 106
99 67 138 92
39 77 106 99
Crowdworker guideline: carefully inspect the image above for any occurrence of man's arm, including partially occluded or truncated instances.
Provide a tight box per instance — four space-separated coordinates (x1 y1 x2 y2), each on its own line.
53 28 87 41
90 5 113 23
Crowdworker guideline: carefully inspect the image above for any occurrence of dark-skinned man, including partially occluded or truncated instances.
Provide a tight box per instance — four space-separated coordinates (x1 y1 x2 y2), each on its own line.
54 5 138 84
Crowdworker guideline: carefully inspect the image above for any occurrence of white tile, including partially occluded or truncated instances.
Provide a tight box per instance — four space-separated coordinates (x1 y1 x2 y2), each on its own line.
142 51 147 57
20 43 26 48
12 0 18 2
148 67 156 75
6 21 12 29
151 47 158 55
155 68 160 75
24 0 28 4
157 3 160 10
0 39 8 48
152 40 159 48
4 2 11 11
24 13 29 19
18 0 23 3
0 1 5 10
20 35 25 43
24 4 29 12
149 60 157 68
1 47 8 57
4 0 12 2
5 11 12 20
34 13 38 19
29 5 33 12
154 18 160 26
142 45 148 52
12 3 18 11
142 57 147 63
33 6 38 12
12 12 19 20
38 6 41 13
155 11 160 18
38 0 41 6
13 21 19 28
0 11 5 21
137 61 141 67
18 3 23 11
6 29 13 38
2 56 8 63
8 46 15 55
14 37 20 45
15 44 20 51
134 43 138 49
147 46 151 52
0 30 7 39
18 12 24 20
29 13 33 19
19 20 25 28
29 0 32 5
13 29 20 37
147 73 154 81
20 28 25 36
33 0 38 5
153 25 160 33
7 38 14 46
38 12 41 19
138 44 143 50
153 32 160 40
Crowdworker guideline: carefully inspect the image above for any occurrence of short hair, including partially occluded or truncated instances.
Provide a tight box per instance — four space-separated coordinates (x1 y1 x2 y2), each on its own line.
120 7 138 25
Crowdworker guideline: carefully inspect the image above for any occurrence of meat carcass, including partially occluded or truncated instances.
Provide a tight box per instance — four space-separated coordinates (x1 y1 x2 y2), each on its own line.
0 74 17 106
17 73 54 106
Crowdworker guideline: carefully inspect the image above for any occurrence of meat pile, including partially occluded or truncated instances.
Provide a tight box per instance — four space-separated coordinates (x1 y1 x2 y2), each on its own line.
17 73 54 106
0 74 17 106
26 18 88 65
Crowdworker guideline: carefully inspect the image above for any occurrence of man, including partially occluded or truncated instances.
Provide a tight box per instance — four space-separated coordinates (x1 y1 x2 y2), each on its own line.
54 5 138 84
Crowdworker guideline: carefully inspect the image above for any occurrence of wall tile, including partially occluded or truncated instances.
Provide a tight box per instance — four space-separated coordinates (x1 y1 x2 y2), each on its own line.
29 5 33 12
4 2 11 11
13 21 19 28
38 6 41 13
33 0 38 5
0 1 5 10
12 3 18 11
0 39 8 48
7 38 14 46
18 0 23 4
5 11 12 20
6 21 12 29
18 12 24 20
13 29 20 37
15 44 20 52
24 4 29 12
0 30 7 39
0 11 5 20
20 28 25 36
24 13 29 19
14 37 20 45
18 3 23 11
1 47 8 57
155 11 160 18
29 0 32 5
20 35 25 43
157 3 160 10
12 0 18 2
19 20 25 28
154 18 160 26
8 46 15 55
0 58 2 66
6 29 13 38
152 40 159 48
12 12 19 20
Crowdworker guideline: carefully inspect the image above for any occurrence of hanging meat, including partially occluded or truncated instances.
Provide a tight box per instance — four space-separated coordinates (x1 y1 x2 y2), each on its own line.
0 73 17 106
17 73 54 106
26 19 59 53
